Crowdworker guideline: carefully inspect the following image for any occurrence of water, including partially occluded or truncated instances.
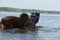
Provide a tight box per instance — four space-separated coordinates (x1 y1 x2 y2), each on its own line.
0 12 60 40
39 14 60 28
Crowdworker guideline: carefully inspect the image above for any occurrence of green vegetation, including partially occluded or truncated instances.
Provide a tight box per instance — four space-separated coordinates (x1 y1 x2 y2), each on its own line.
0 7 60 14
0 7 40 13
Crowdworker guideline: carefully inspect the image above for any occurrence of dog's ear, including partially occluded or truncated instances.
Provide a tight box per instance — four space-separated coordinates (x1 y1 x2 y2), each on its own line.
20 13 29 19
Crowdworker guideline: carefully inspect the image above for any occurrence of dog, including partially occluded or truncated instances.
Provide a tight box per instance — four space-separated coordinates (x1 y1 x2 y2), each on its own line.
0 13 29 31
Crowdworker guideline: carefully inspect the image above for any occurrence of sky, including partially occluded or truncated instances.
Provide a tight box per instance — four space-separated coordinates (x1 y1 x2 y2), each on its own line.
0 0 60 11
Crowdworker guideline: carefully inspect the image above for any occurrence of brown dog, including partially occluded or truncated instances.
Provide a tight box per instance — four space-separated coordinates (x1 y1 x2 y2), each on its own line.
0 13 38 33
0 13 29 31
